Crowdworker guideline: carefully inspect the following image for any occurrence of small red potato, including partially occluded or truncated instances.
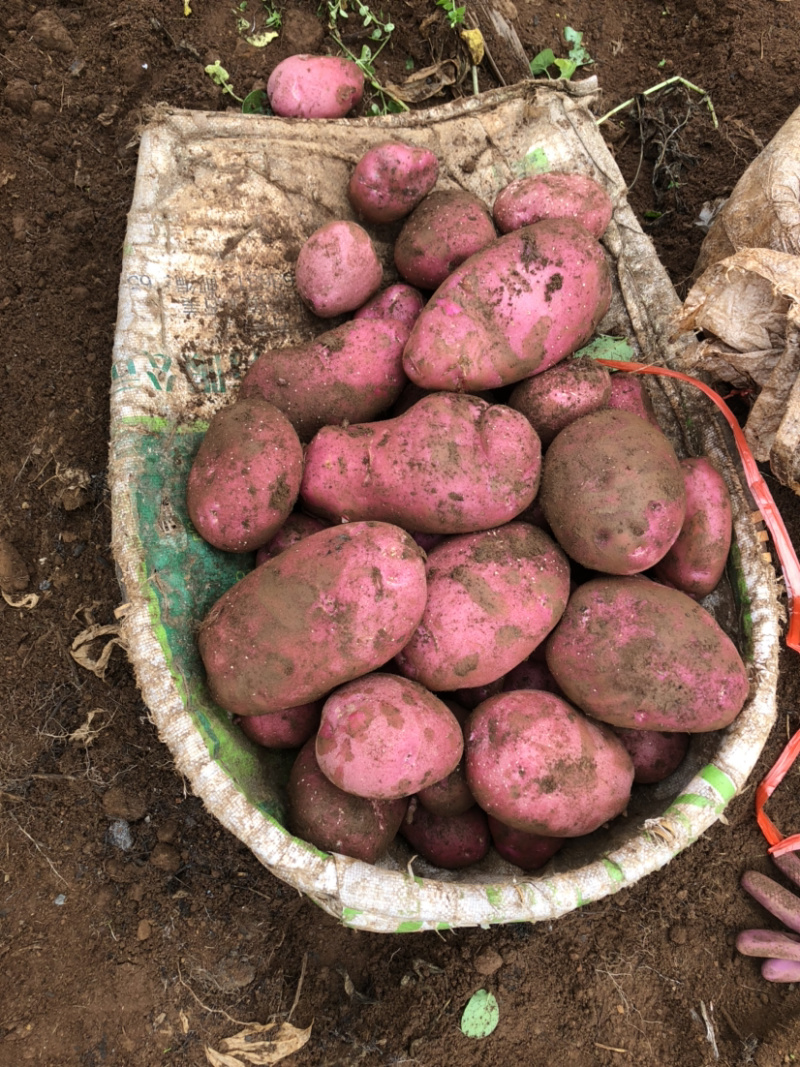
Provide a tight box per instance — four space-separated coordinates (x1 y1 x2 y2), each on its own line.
508 356 612 447
267 54 364 119
539 408 686 575
493 172 613 238
236 702 321 750
416 758 475 817
545 577 751 732
403 218 612 391
610 727 690 784
348 142 439 224
255 512 330 565
452 678 506 711
762 959 800 983
187 396 303 554
198 522 428 716
394 189 496 290
295 220 382 318
288 739 407 863
652 457 733 599
300 393 541 535
488 816 565 871
354 284 426 328
395 522 571 691
607 373 661 427
465 690 634 837
400 802 490 869
740 870 800 935
316 673 464 799
736 929 800 961
239 318 408 440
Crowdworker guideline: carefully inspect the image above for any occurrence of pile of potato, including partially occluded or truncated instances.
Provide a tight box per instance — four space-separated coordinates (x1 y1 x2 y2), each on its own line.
188 126 749 873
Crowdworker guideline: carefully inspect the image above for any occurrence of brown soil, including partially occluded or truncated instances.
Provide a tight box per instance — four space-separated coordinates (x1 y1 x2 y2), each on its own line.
2 2 800 1066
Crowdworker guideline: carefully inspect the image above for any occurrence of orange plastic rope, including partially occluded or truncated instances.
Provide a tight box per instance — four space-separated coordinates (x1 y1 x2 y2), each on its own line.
596 359 800 854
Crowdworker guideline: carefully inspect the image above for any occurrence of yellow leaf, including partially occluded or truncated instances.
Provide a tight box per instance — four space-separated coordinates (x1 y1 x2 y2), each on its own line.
460 28 485 66
206 1022 312 1067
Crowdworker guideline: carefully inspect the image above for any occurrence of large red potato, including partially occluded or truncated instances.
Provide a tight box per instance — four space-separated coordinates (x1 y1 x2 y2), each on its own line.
492 172 613 238
267 55 364 119
300 393 541 535
198 522 428 716
545 577 751 732
395 522 571 691
465 690 634 837
402 218 612 391
186 396 303 553
539 408 686 574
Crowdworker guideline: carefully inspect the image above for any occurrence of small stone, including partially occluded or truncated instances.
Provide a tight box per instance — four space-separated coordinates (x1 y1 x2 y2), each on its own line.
473 946 503 976
69 58 86 77
28 10 75 53
102 786 147 822
136 919 151 941
107 819 134 852
149 843 181 874
669 925 688 945
53 894 66 907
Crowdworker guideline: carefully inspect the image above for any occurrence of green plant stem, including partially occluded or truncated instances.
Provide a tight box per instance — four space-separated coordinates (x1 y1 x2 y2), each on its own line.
595 75 718 129
330 29 409 112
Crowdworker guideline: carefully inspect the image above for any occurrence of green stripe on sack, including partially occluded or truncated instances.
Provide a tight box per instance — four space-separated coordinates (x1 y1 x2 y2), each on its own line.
602 859 625 883
699 764 736 803
397 920 423 933
670 792 724 812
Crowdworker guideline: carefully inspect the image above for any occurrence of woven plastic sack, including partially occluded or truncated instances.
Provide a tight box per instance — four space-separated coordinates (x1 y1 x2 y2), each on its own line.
109 81 781 933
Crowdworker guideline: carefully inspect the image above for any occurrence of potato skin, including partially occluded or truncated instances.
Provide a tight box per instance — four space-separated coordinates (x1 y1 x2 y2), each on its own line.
198 522 428 716
394 189 496 290
508 356 612 447
403 218 612 391
267 54 364 119
400 803 490 870
300 393 541 535
652 457 733 598
545 577 751 732
416 758 475 817
348 142 439 224
255 512 330 565
288 739 407 863
493 172 613 238
187 396 303 553
611 727 690 784
236 702 321 750
464 690 634 837
353 284 426 328
239 318 408 440
395 522 571 691
316 673 464 799
539 408 686 574
607 373 661 427
295 220 382 318
488 816 565 871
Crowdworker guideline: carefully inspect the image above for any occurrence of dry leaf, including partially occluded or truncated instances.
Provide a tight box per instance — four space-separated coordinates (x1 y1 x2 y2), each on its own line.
2 591 39 609
205 1021 312 1066
70 621 127 679
68 708 113 746
461 28 485 65
0 171 15 187
385 59 461 103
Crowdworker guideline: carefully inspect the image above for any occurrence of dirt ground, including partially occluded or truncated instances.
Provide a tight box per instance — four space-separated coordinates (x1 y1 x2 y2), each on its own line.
2 1 800 1065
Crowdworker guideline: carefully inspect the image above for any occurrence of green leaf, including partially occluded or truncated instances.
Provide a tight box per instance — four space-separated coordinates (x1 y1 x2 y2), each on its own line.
461 990 499 1039
529 48 556 76
576 335 637 362
241 88 270 114
554 58 577 79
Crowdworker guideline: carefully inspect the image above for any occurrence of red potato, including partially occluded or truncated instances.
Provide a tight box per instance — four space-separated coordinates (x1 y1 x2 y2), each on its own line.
493 172 613 239
295 220 382 318
761 959 800 982
465 690 634 837
736 929 800 960
502 656 563 697
488 816 565 871
508 356 612 447
538 408 686 575
198 522 428 717
288 739 407 863
394 189 497 290
652 457 733 598
255 512 330 565
416 758 475 817
267 54 364 119
186 396 303 553
610 727 690 784
545 577 751 732
236 702 321 749
300 392 542 535
452 677 506 711
402 218 612 392
607 373 660 427
239 318 408 440
400 802 490 869
353 284 426 328
741 870 800 935
316 673 464 799
395 522 570 691
348 142 439 224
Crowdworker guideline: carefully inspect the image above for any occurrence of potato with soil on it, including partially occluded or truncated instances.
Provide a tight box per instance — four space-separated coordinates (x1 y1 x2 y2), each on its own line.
186 396 303 554
267 54 364 119
399 802 490 870
315 673 464 799
394 189 496 290
288 739 408 863
235 701 322 750
198 522 428 717
607 373 660 426
300 392 541 535
545 576 751 732
492 172 613 238
651 456 733 599
402 218 612 392
416 699 474 817
464 689 635 837
255 512 330 565
348 142 439 224
508 356 612 447
488 816 565 871
610 727 690 784
295 220 382 318
353 283 426 328
239 318 408 441
395 522 571 692
538 408 686 575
